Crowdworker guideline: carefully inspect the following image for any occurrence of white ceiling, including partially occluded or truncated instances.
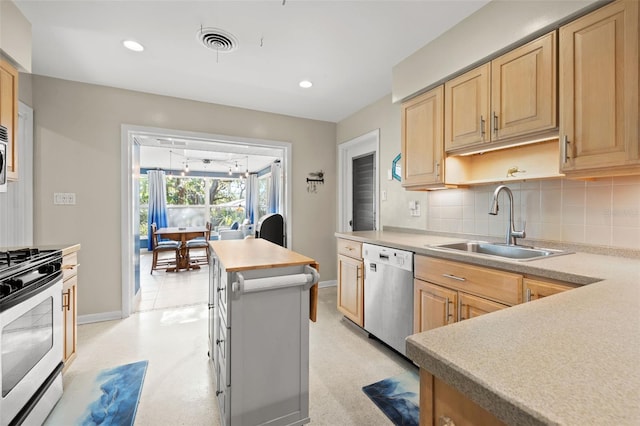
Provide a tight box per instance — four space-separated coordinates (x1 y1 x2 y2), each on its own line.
138 136 281 173
15 0 489 123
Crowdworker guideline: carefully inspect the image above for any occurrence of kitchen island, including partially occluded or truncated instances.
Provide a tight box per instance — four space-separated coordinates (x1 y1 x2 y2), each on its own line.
208 238 319 426
336 230 640 425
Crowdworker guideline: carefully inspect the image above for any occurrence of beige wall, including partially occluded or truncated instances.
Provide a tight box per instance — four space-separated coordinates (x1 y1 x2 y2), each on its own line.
0 0 32 72
31 75 337 317
336 94 428 230
392 0 602 102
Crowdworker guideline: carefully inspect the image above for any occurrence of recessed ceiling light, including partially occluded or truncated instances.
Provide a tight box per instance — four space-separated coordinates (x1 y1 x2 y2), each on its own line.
299 80 313 88
123 40 144 52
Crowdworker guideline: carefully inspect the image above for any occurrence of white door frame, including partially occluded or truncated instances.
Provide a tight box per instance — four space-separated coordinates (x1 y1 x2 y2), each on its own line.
338 129 380 232
120 124 292 318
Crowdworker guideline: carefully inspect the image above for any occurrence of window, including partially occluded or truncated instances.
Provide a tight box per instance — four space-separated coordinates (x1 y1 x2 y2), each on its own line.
139 174 246 237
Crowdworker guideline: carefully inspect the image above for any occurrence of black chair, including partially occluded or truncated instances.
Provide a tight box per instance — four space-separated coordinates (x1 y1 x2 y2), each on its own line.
256 213 285 247
186 222 212 267
150 223 181 274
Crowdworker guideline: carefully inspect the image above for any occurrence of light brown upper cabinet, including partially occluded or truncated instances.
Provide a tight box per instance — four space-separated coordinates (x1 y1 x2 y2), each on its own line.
559 0 639 178
0 60 18 181
444 64 490 152
445 31 557 154
401 85 444 189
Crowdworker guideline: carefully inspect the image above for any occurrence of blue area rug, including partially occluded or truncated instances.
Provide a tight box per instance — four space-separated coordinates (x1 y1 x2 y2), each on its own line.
45 360 148 426
362 369 419 426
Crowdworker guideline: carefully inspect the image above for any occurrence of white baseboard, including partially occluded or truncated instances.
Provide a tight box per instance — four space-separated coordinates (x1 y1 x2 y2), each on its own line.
78 311 123 325
318 280 336 288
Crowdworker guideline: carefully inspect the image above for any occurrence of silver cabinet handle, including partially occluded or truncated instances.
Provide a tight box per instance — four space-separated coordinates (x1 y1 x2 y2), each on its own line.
445 297 450 321
458 298 465 321
493 112 498 135
526 288 532 302
480 115 486 138
442 273 466 282
562 135 571 163
436 162 440 178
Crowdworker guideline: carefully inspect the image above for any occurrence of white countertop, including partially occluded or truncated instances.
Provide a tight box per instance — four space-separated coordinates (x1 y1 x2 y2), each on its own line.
336 230 640 425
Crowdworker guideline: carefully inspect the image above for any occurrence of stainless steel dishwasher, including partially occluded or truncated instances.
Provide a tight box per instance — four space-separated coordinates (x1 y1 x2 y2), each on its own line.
363 243 414 356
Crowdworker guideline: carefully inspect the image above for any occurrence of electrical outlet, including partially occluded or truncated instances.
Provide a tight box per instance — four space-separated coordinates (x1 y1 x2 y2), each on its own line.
54 192 77 205
381 190 387 201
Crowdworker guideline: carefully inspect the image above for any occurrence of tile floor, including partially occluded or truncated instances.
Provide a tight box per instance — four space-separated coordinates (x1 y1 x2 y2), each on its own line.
61 259 415 425
137 252 209 312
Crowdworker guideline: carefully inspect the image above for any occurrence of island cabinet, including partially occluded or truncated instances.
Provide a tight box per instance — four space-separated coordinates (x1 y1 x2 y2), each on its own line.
445 31 557 154
401 85 445 189
61 245 80 371
420 370 505 426
336 238 364 326
209 239 319 426
0 59 18 180
559 0 639 178
413 255 520 333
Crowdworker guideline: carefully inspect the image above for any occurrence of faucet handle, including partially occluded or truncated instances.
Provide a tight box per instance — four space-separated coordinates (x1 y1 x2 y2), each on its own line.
513 220 526 239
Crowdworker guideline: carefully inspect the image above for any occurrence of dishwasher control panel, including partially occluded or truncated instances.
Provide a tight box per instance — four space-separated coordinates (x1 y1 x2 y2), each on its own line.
362 243 413 272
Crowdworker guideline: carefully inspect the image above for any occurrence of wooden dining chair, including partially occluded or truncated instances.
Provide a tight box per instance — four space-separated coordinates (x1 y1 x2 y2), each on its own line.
186 222 212 267
150 223 181 274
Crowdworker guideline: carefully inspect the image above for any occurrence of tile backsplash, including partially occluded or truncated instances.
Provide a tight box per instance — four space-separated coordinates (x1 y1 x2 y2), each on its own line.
425 176 640 250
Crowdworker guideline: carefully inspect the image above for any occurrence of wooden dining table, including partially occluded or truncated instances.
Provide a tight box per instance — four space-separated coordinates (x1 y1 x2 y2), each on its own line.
156 226 207 271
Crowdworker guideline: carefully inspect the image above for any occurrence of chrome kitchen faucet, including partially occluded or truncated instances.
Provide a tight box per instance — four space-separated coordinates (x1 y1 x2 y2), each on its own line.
489 185 526 246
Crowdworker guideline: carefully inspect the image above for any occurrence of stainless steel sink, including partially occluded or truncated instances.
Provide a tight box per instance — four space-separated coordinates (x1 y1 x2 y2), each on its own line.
429 241 571 261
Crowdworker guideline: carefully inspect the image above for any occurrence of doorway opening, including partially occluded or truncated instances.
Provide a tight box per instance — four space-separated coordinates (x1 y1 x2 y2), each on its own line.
338 129 380 232
121 125 292 317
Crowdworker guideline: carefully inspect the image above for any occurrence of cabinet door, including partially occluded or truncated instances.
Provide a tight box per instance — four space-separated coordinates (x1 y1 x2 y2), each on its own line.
491 31 557 141
458 293 508 321
445 63 490 152
337 254 364 326
414 279 457 333
401 85 444 188
523 278 574 302
0 60 18 180
559 0 639 174
63 276 78 365
431 373 506 426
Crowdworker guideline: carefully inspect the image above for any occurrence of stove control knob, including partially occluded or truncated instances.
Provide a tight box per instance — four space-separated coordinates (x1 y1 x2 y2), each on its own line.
0 283 12 296
53 262 62 271
38 264 55 274
7 278 24 289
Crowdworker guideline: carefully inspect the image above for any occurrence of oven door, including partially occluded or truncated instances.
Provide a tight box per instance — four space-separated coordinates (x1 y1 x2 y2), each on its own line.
0 277 63 426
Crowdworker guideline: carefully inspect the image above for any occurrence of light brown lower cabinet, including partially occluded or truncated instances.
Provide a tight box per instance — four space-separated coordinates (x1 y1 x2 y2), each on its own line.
420 369 505 426
523 277 576 302
62 275 77 366
337 253 364 327
414 255 519 333
414 279 457 333
458 293 508 321
62 247 80 371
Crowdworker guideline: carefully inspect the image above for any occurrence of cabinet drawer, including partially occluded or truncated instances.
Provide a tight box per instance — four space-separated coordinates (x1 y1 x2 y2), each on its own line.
62 252 79 281
415 256 522 305
337 239 362 259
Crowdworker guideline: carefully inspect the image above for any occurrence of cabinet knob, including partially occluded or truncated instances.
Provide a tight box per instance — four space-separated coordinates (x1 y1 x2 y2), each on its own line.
216 390 224 396
216 339 224 345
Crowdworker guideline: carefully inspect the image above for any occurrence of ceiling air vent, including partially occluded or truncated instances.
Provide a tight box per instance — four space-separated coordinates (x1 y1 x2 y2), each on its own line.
197 27 239 53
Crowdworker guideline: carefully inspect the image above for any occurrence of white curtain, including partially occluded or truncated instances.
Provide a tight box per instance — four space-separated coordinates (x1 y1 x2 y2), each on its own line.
147 170 168 249
268 161 281 214
245 174 259 224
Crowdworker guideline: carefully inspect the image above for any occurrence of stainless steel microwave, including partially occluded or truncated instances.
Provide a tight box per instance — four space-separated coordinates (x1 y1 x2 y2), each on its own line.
0 125 7 192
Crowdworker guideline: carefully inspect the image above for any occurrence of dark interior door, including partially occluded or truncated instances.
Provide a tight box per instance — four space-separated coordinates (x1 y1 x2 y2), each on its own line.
352 153 375 231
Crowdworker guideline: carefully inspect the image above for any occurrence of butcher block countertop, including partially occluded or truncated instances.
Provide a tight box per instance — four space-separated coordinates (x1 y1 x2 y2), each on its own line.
209 238 316 272
336 230 640 425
